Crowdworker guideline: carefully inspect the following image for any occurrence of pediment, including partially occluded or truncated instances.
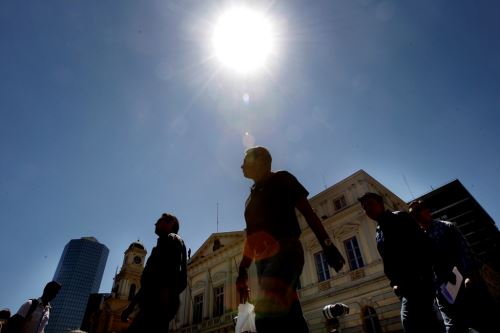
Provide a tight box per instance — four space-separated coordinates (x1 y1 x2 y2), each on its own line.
189 231 245 262
331 222 361 239
192 280 206 290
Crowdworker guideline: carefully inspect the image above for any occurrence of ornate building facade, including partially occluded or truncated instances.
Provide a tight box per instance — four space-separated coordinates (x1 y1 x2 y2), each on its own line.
172 170 408 333
85 242 147 333
171 231 248 333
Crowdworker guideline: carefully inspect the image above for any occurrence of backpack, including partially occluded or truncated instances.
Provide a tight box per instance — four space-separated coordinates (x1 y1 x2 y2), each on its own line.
3 299 39 333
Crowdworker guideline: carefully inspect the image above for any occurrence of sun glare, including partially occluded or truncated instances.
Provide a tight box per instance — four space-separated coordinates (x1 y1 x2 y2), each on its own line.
212 7 274 74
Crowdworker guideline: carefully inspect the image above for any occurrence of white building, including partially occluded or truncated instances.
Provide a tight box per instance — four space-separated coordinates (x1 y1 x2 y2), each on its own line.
172 170 407 333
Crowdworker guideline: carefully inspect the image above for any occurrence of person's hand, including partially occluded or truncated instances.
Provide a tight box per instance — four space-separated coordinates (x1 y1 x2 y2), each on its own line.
121 306 133 322
393 285 402 297
236 267 250 303
323 244 345 273
464 277 472 288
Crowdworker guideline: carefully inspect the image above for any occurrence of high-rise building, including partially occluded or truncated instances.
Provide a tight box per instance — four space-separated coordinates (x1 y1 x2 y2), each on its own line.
46 237 109 333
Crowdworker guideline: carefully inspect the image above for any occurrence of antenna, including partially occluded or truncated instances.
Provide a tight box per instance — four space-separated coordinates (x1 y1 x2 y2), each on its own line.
402 173 415 199
322 174 327 190
216 202 219 232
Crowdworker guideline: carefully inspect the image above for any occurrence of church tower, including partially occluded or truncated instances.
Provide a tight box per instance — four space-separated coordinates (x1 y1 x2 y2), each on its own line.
89 242 147 333
112 242 147 301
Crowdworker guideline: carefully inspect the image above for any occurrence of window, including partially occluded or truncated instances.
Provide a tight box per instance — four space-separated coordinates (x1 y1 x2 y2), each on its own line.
213 285 224 317
128 284 136 300
344 237 365 270
314 251 331 282
193 293 204 324
333 195 347 211
363 307 382 333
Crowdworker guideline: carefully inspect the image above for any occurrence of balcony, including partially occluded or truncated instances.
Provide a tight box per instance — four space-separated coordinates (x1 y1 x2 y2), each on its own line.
176 311 237 333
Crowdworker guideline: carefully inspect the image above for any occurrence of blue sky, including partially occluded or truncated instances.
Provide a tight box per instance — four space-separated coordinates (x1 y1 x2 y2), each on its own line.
1 0 499 312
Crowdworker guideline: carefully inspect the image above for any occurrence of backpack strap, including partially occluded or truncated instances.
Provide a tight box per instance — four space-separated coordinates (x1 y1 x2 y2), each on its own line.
25 299 39 319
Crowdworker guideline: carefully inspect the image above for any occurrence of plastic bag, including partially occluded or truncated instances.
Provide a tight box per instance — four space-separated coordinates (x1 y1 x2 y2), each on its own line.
235 302 257 333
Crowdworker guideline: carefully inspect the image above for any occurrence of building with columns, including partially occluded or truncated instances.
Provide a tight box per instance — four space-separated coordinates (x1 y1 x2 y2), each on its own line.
172 231 249 333
172 170 408 333
297 170 405 332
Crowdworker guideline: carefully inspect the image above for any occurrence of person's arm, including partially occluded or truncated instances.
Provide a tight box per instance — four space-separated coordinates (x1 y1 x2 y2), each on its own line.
236 238 253 302
4 301 31 331
449 223 477 287
296 196 345 272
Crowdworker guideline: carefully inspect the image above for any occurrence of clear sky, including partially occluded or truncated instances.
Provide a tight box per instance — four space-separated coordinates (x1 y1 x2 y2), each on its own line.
1 0 499 313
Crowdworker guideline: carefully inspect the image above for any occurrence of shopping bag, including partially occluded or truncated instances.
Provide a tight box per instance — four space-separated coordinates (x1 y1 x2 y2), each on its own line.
235 302 257 333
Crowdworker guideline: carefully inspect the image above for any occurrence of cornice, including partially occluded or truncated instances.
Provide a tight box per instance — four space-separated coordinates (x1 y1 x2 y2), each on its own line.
188 240 243 271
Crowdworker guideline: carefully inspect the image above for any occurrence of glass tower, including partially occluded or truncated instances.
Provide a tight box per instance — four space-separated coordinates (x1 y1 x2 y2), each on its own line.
46 237 109 333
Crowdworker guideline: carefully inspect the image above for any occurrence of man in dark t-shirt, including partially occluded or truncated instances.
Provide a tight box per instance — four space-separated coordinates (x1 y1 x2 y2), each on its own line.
236 146 345 333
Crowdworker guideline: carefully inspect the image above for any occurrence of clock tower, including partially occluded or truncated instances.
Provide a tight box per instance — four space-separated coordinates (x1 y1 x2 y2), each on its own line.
89 241 148 333
112 241 147 300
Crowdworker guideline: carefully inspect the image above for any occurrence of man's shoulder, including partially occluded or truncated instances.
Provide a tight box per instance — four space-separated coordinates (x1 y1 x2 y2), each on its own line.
392 211 416 223
391 210 410 217
433 220 461 234
434 219 453 226
273 170 295 180
381 210 411 222
273 170 306 192
16 299 39 317
166 233 185 245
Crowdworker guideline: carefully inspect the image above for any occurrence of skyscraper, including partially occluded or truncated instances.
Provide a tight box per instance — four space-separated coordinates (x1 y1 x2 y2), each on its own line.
46 237 109 333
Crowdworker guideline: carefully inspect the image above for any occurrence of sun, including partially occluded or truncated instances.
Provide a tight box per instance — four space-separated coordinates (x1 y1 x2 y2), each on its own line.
212 7 275 74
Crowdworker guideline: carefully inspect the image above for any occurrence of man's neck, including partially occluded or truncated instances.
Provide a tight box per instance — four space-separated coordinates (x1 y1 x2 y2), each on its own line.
375 210 392 223
253 171 273 184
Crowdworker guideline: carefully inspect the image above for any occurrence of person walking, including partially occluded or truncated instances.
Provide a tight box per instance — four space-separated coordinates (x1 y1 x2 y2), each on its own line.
5 281 61 333
409 199 497 333
236 146 345 333
358 192 442 333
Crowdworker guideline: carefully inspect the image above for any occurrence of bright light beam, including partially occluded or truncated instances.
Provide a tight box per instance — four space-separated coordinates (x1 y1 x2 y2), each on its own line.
212 7 275 75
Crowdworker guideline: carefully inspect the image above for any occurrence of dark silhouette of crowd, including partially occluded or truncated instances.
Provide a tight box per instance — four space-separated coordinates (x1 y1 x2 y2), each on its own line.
2 146 498 333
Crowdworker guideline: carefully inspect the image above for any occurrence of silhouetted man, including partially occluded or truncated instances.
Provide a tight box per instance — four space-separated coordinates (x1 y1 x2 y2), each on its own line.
5 281 61 333
122 213 187 333
236 146 345 333
358 192 442 333
0 309 11 331
409 199 497 333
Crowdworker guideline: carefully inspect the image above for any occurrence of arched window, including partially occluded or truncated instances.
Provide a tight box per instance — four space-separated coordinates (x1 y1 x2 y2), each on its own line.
362 306 382 333
128 284 136 300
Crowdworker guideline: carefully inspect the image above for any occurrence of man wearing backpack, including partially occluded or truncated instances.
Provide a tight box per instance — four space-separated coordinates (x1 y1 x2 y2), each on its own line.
121 213 187 333
4 281 61 333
